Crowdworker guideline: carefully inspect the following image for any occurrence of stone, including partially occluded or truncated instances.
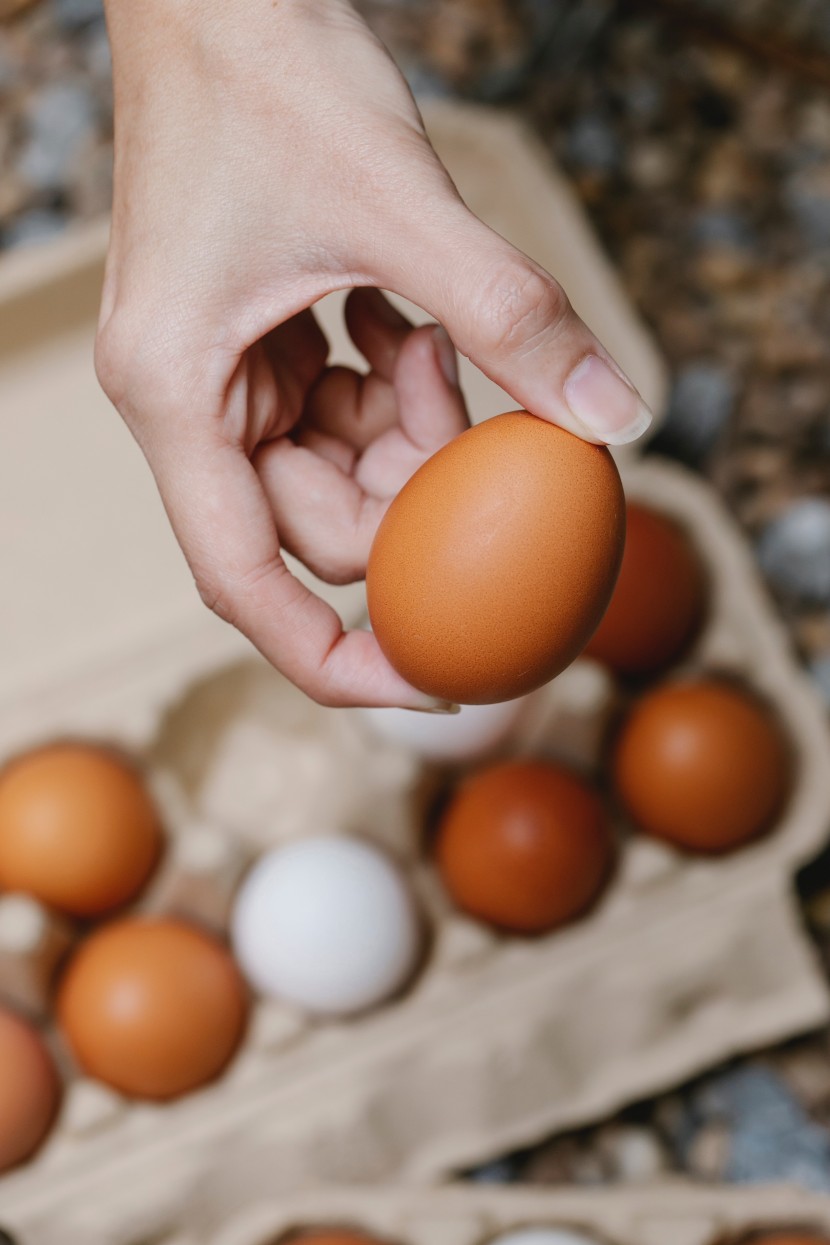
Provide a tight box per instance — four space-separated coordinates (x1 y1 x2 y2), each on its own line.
18 81 97 192
2 207 67 249
652 361 737 466
566 113 620 175
689 1066 830 1192
595 1124 668 1183
50 0 104 31
783 165 830 251
691 208 756 252
757 498 830 605
467 1156 522 1183
773 1043 830 1113
685 1121 731 1180
627 140 678 191
809 655 830 708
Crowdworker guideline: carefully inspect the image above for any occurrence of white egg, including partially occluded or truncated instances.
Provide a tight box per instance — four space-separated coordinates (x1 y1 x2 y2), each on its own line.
357 698 528 763
231 836 421 1015
489 1229 600 1245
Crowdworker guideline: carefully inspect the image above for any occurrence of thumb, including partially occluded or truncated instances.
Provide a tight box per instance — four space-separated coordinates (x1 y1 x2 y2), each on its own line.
389 207 653 447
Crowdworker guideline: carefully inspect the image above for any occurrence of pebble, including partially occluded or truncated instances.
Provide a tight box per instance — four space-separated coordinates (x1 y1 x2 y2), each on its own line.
690 208 757 252
773 1045 830 1113
685 1121 731 1180
691 1066 830 1191
782 165 830 251
2 207 68 250
809 655 830 708
595 1124 668 1183
757 498 830 605
653 361 737 466
566 113 621 174
18 81 97 193
467 1157 523 1184
51 0 104 32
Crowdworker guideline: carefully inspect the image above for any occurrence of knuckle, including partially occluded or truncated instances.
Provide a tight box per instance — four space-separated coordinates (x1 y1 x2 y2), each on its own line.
94 315 133 407
195 552 286 628
477 264 570 356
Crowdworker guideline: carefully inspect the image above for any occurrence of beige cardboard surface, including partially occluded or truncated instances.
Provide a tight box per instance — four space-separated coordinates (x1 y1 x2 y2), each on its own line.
0 101 666 718
1 459 829 1224
9 1176 830 1245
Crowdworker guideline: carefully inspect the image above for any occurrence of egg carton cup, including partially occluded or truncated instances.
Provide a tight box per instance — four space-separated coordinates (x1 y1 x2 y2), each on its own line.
11 1174 830 1245
2 457 830 1223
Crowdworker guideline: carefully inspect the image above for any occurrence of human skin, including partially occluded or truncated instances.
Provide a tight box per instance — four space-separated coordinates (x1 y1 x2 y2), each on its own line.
96 0 652 710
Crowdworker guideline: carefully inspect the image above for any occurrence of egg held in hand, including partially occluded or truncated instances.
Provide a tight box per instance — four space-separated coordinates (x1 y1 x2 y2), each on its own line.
436 759 614 935
366 412 626 704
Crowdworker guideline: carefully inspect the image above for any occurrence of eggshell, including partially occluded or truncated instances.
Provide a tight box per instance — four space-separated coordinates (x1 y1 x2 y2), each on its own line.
613 679 792 853
231 837 422 1016
357 697 529 764
488 1229 602 1245
0 1006 60 1172
0 742 161 918
57 917 247 1100
436 760 614 935
750 1237 830 1245
584 502 708 677
366 412 625 704
289 1233 392 1245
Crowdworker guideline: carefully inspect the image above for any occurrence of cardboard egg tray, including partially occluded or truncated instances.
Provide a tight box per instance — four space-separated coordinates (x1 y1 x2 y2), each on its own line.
9 1175 830 1245
1 99 829 1222
2 455 830 1225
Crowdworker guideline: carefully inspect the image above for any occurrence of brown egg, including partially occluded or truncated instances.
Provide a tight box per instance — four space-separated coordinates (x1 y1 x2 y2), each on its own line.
435 760 614 934
0 1006 60 1172
750 1237 830 1245
584 502 708 677
0 743 161 918
57 917 247 1100
613 679 791 853
367 412 625 704
289 1233 393 1245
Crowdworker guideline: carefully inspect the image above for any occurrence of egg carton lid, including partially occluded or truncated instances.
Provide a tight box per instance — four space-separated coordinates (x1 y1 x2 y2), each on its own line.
8 1175 830 1245
0 99 667 729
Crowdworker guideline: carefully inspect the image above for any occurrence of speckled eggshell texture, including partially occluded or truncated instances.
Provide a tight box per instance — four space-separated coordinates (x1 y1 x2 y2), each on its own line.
366 412 626 704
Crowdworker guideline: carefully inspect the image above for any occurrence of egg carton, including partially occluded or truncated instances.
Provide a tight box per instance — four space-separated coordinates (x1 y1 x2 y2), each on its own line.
10 1172 830 1245
2 457 830 1223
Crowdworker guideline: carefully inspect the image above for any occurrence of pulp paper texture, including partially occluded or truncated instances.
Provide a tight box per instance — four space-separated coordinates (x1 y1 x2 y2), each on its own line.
10 1177 830 1245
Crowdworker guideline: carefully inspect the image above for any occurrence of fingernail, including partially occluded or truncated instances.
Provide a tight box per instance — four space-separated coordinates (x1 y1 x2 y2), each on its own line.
405 698 461 716
433 326 459 387
563 354 653 445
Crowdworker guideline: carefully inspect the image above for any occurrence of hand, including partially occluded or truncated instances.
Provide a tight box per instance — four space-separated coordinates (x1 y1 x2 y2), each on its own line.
95 0 652 709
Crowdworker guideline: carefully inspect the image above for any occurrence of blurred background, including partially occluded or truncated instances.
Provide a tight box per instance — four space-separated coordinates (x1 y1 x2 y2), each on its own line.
3 0 830 1202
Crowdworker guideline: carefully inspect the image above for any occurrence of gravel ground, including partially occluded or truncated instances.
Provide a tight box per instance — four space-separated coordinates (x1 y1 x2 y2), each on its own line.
3 0 830 1194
